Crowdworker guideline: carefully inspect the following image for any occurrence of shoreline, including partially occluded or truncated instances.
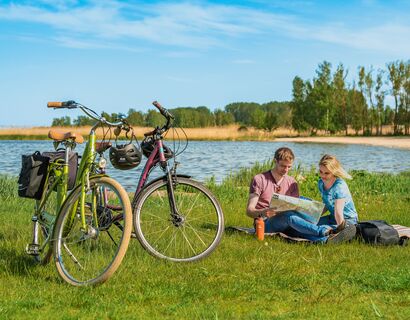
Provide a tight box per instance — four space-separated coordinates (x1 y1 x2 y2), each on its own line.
0 126 410 150
276 136 410 150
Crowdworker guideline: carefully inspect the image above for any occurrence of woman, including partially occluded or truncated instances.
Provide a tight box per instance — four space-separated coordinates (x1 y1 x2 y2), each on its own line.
317 154 358 234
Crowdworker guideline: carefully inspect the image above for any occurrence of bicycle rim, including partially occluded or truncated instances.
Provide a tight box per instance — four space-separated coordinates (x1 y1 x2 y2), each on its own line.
53 177 132 286
134 177 224 262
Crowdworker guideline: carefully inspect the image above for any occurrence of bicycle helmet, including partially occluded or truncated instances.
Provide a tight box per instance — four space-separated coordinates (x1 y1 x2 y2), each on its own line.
141 137 174 159
109 143 142 170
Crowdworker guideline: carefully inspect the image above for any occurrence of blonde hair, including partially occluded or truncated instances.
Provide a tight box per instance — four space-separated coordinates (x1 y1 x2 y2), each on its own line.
319 154 352 180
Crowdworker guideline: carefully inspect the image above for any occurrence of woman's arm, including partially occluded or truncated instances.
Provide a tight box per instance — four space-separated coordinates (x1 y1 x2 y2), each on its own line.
246 193 276 219
334 198 346 225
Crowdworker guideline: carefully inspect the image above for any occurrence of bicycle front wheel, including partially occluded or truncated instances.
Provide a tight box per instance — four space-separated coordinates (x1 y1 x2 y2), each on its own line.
134 177 224 262
53 176 132 286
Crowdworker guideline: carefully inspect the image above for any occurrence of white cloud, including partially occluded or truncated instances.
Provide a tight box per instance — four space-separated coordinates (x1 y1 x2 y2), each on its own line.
0 1 409 55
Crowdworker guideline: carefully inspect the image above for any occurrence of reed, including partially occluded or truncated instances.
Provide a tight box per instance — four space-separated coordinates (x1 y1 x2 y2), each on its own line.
0 125 299 141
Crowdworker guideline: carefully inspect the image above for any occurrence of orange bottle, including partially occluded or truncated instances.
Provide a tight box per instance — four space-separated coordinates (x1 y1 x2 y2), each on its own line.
255 217 265 241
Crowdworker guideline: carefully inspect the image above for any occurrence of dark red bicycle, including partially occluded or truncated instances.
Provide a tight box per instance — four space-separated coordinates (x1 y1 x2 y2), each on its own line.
127 101 224 262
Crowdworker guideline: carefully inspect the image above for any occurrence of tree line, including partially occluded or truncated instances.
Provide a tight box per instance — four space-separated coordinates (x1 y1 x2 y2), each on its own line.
291 60 410 135
52 59 410 135
51 102 291 131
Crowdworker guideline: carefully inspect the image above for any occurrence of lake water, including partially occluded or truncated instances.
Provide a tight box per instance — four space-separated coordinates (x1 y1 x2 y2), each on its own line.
1 140 409 191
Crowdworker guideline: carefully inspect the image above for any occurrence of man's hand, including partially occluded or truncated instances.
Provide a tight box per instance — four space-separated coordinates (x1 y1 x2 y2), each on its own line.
264 208 277 218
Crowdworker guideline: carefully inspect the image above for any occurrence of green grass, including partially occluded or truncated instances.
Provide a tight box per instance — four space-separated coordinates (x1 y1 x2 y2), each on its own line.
1 165 410 319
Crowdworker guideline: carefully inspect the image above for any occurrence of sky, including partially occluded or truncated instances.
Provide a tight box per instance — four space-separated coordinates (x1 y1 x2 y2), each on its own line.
1 0 409 126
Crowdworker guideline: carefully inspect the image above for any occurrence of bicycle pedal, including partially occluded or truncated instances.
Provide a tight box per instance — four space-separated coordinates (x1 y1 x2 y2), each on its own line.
131 232 137 239
25 243 40 256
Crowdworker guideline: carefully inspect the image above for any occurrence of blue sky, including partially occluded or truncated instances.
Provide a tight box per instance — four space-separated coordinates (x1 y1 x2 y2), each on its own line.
1 0 409 126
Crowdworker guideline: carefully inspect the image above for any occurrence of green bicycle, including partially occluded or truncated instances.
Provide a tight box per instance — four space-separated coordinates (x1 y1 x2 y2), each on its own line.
21 101 132 286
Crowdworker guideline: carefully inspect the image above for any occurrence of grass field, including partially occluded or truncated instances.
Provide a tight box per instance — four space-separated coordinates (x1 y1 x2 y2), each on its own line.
1 163 410 319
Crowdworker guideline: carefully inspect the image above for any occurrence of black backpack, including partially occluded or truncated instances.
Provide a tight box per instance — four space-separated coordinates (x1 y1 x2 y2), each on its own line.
356 220 401 245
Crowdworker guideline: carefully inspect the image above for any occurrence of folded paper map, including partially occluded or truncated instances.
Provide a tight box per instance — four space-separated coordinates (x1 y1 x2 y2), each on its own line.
269 193 325 224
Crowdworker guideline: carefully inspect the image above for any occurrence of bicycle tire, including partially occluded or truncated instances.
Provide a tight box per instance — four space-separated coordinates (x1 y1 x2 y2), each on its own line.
52 176 132 286
134 177 224 262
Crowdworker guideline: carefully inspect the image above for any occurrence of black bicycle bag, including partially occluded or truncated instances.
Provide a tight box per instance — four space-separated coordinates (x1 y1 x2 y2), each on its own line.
42 151 78 190
356 220 400 245
18 151 50 200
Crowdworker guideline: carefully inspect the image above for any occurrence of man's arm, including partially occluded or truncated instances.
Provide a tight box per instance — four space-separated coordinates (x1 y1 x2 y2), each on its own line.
247 193 276 219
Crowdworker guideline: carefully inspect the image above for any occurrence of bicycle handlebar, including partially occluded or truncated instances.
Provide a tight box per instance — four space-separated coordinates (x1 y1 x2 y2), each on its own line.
47 100 124 127
152 101 175 120
143 101 174 137
47 101 76 108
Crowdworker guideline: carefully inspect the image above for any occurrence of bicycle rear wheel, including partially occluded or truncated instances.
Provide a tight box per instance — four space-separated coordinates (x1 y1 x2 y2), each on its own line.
53 176 132 286
134 177 224 262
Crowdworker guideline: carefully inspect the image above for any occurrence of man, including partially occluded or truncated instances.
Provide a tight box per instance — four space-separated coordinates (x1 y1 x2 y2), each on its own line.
246 147 355 243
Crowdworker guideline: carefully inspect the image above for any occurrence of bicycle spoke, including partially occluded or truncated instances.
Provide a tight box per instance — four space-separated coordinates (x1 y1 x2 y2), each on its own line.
162 228 179 256
147 225 172 240
63 242 84 270
184 222 216 241
183 192 201 219
106 230 118 246
178 226 197 256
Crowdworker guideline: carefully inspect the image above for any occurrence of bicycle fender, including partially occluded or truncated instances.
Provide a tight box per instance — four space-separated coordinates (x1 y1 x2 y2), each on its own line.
132 174 192 208
143 174 191 190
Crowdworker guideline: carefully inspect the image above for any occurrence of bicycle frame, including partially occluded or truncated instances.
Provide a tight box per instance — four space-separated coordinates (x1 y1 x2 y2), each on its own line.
135 139 166 194
131 137 184 219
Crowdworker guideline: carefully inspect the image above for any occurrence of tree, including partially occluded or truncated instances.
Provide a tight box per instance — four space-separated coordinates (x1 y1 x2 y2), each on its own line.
52 116 71 127
374 70 386 135
225 102 261 126
387 60 406 134
262 101 292 129
127 108 145 126
145 110 164 127
364 67 377 134
214 109 234 126
73 115 94 126
290 76 310 132
332 63 348 134
402 61 410 135
358 66 370 134
312 61 334 133
347 83 367 135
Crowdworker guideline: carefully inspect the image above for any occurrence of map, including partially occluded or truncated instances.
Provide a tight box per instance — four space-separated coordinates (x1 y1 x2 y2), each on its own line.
269 193 325 224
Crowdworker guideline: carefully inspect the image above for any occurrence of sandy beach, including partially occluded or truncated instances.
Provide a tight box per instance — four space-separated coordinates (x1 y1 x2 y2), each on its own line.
276 136 410 150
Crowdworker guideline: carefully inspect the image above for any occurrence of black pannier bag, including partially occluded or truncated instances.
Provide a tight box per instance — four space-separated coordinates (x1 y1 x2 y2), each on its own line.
18 151 79 200
18 151 50 200
42 151 78 190
356 220 400 245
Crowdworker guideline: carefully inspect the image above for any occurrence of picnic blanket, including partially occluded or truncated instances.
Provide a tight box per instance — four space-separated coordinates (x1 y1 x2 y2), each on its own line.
392 225 410 239
227 224 410 244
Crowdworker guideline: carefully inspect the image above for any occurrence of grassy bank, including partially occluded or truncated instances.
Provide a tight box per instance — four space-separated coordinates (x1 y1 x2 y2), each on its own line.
1 166 410 319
